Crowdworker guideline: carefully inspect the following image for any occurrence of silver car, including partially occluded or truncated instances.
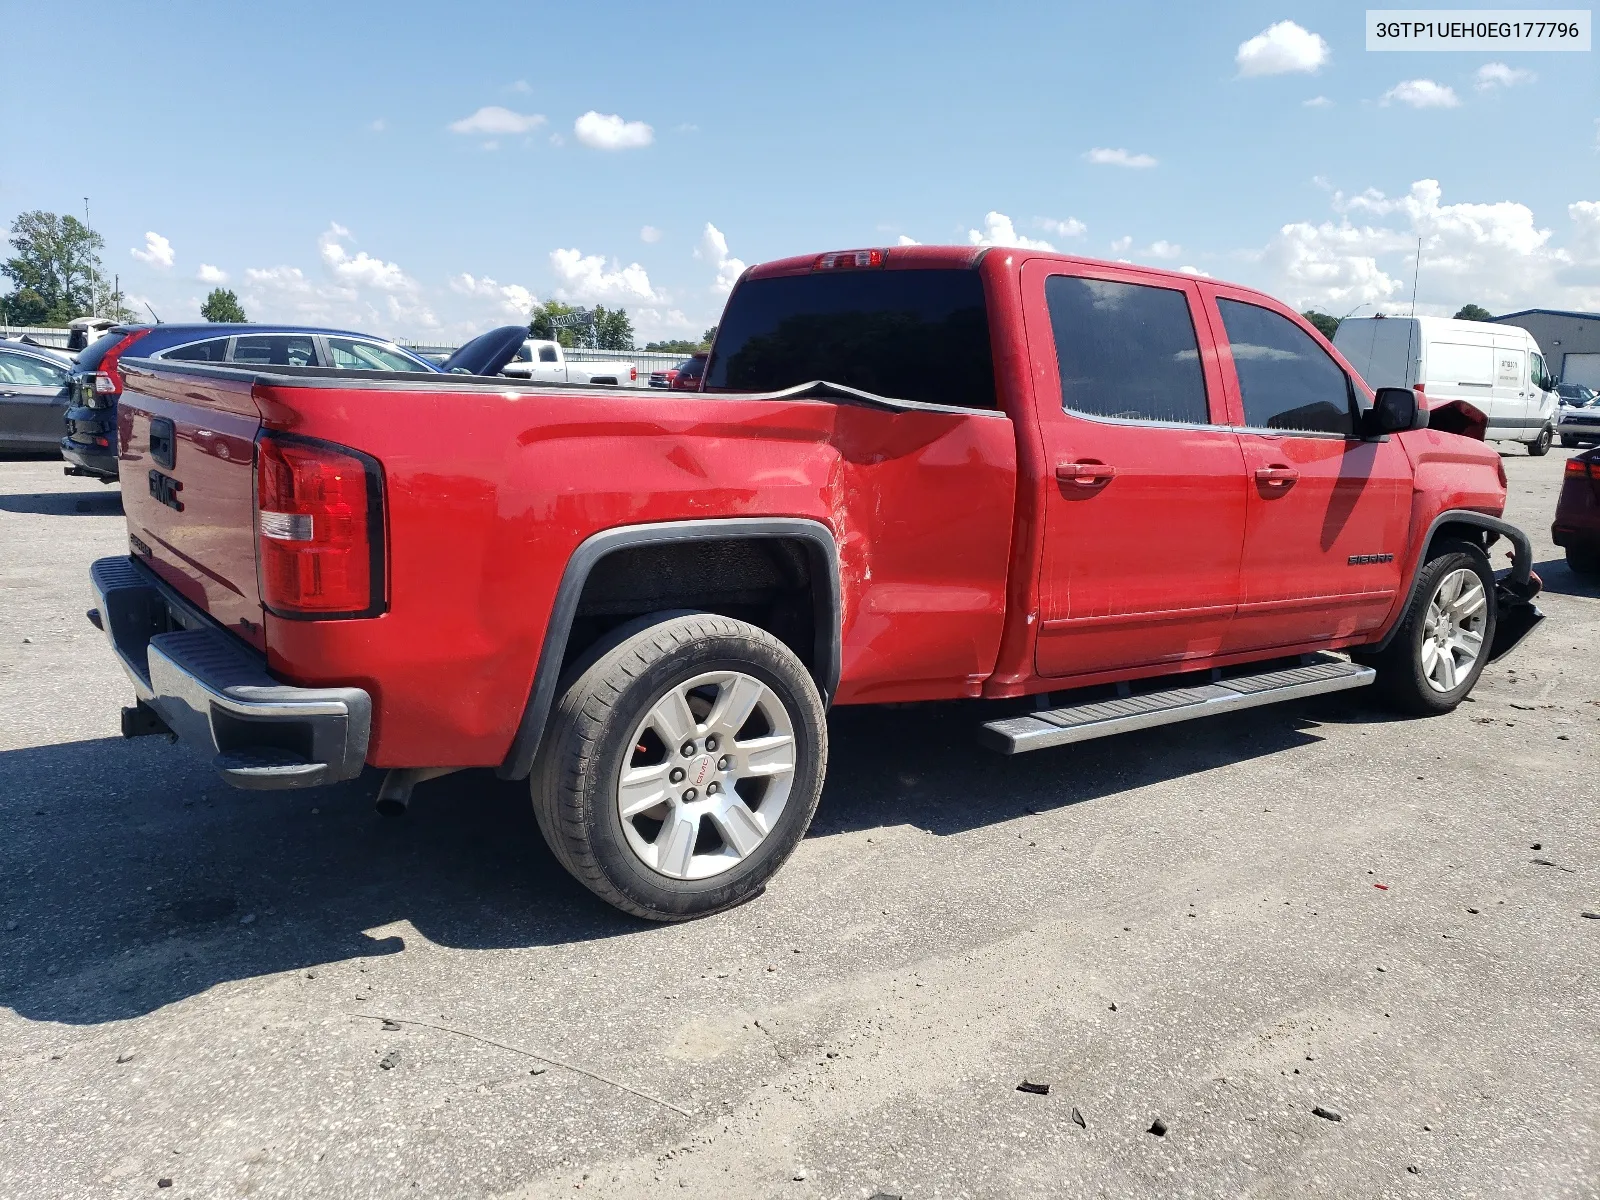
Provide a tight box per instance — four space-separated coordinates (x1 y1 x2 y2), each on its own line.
1557 383 1600 449
0 340 73 452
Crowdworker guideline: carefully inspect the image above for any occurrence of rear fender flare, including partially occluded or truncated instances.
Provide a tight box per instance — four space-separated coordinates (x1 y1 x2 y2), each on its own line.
496 517 841 780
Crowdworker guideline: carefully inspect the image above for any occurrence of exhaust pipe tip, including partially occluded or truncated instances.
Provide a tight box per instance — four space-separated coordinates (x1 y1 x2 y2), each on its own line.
375 767 460 816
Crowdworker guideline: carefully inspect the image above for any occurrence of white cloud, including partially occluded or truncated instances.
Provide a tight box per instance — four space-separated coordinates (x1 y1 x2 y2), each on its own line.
131 232 174 268
508 80 532 94
1146 240 1182 260
1178 265 1211 276
549 248 658 302
1381 80 1460 109
449 272 536 320
1474 62 1534 91
549 133 565 147
1037 216 1087 238
1257 178 1600 315
1109 236 1133 254
1303 95 1333 108
1235 20 1330 77
1084 147 1157 169
696 223 746 293
897 235 920 246
640 225 662 243
966 212 1054 250
574 111 654 150
370 118 387 133
196 264 227 284
448 106 546 136
318 224 414 292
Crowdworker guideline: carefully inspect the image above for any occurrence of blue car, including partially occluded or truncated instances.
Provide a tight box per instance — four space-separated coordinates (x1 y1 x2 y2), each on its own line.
62 324 440 481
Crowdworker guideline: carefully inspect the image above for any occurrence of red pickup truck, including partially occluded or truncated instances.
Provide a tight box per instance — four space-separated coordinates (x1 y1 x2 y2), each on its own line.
88 245 1543 921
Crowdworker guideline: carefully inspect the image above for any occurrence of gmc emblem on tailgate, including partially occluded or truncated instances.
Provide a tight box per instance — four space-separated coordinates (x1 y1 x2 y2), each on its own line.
149 469 184 512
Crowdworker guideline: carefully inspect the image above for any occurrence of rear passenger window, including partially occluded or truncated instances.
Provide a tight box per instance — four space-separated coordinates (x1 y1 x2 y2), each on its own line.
231 335 317 367
538 345 559 363
163 338 230 363
1217 299 1354 435
1045 276 1210 424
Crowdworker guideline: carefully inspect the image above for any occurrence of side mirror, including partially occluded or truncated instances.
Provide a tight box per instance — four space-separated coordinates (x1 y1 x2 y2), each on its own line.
1363 386 1428 438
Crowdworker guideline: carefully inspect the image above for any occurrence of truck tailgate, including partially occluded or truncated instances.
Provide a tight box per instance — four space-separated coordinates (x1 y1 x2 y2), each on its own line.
116 361 266 651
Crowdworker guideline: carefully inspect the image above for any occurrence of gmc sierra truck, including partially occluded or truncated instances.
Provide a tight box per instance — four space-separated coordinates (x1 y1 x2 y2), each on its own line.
87 245 1544 921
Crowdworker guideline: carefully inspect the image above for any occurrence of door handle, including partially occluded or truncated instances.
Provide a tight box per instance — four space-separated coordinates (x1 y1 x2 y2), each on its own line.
1255 465 1299 488
1057 461 1116 486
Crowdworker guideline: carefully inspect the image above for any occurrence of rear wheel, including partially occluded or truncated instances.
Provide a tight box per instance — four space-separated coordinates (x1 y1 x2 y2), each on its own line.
1567 545 1600 578
533 612 827 921
1526 425 1553 456
1361 540 1497 715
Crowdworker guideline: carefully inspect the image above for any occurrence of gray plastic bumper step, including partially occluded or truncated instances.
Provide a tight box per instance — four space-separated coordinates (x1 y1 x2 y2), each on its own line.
980 657 1375 755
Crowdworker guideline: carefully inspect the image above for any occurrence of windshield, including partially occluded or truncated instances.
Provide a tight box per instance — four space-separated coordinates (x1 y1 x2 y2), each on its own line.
1558 384 1596 405
706 267 995 408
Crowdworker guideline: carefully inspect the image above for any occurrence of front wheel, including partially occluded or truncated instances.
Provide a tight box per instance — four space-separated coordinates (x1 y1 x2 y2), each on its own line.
1567 545 1600 578
1561 434 1580 449
1526 425 1553 456
1360 540 1497 715
533 613 827 921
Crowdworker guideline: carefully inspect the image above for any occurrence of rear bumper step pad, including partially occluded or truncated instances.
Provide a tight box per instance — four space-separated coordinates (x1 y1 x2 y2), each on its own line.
980 657 1375 755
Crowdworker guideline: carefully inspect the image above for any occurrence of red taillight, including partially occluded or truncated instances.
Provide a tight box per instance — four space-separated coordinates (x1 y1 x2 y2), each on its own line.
813 248 887 270
95 330 152 398
255 433 385 618
1567 458 1593 477
629 365 638 382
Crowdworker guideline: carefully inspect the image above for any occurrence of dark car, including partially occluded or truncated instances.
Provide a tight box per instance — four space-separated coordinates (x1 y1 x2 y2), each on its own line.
1548 448 1600 579
0 339 74 452
669 352 707 391
1553 447 1600 577
1556 383 1600 449
61 324 441 481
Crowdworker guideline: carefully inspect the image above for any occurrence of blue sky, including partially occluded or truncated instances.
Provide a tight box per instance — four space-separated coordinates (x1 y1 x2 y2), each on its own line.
2 0 1596 343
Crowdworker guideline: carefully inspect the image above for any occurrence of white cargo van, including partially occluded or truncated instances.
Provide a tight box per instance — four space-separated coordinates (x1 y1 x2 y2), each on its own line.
1333 315 1559 456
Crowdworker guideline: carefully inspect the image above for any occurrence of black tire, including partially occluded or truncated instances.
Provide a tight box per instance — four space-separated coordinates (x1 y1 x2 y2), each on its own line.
1361 540 1497 716
532 612 827 921
1567 545 1600 578
1561 435 1579 449
1526 425 1553 456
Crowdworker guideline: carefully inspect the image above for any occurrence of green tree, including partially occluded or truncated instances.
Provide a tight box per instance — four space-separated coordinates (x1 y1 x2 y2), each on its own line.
2 210 105 324
529 299 584 347
1301 310 1340 340
701 325 717 347
593 305 634 352
201 287 247 322
1453 303 1493 322
644 338 704 353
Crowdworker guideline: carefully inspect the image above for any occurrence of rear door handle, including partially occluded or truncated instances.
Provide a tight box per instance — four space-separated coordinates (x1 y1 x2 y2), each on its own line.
1057 461 1116 485
1255 466 1299 487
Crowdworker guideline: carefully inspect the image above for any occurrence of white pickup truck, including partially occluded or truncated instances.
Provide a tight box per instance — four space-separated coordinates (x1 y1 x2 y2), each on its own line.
500 339 638 386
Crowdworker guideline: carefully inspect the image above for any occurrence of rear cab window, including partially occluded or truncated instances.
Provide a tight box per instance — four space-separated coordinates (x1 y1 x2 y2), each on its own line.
325 338 430 372
231 335 317 367
706 267 995 408
1045 276 1211 424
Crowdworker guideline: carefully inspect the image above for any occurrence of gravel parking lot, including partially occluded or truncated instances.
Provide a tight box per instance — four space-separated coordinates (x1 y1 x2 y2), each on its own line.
1 449 1596 1199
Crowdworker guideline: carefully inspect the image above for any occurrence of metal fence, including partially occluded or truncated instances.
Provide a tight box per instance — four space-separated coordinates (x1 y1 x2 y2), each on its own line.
0 325 73 347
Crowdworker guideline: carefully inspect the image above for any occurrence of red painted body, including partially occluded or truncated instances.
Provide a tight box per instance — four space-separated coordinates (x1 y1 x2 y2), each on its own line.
115 247 1509 771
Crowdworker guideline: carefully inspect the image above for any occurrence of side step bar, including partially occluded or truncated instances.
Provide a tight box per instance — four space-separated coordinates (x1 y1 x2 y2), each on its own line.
980 657 1375 755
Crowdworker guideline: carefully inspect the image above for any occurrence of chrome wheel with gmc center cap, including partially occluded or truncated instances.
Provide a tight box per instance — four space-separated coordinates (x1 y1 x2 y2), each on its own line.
615 670 797 880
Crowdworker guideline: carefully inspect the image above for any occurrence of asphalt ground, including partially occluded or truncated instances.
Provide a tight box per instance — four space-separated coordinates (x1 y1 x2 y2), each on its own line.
1 447 1595 1199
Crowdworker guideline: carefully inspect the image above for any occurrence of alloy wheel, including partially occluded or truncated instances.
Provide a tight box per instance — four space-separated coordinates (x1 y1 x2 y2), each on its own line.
615 671 797 880
1420 568 1488 693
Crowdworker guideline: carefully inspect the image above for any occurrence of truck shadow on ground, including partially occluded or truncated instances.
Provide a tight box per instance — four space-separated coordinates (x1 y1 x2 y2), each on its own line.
0 489 123 516
0 693 1360 1027
1531 556 1600 599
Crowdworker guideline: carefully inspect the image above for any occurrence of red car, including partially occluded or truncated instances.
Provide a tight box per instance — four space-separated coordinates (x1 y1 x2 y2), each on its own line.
88 245 1542 921
649 352 707 391
1553 447 1600 576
